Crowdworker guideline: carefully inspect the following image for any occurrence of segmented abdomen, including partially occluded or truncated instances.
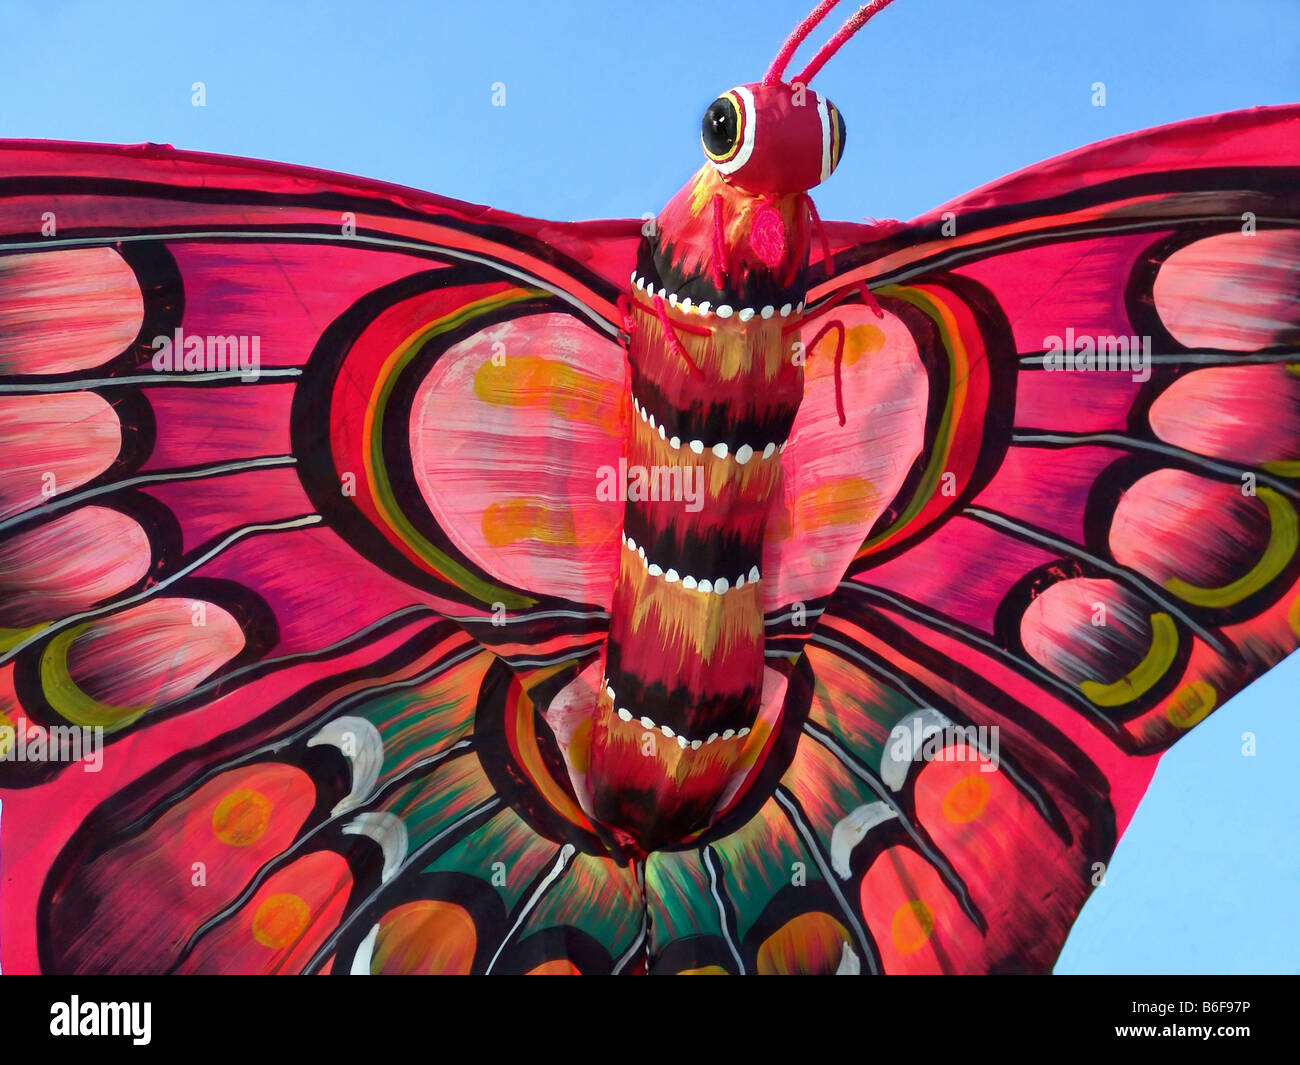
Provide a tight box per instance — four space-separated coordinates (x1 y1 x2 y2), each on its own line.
588 286 804 850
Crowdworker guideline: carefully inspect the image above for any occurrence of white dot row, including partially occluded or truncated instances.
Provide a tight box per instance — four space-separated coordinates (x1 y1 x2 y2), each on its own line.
602 678 751 749
632 394 786 464
622 532 759 594
631 272 805 322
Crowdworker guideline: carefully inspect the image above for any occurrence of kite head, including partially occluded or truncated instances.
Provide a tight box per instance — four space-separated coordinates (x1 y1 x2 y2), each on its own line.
699 0 899 195
700 82 845 195
640 1 899 307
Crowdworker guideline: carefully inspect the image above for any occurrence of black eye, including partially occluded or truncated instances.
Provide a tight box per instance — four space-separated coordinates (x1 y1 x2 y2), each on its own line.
701 96 739 161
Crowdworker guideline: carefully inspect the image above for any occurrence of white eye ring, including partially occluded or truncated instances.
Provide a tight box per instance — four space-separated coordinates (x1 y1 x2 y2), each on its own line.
711 85 757 176
816 93 833 183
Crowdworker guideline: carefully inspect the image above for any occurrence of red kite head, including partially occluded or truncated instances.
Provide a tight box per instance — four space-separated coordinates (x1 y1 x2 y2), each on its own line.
699 0 900 195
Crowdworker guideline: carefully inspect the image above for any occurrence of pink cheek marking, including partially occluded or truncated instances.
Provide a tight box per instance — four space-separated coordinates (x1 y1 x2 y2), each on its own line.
749 203 788 267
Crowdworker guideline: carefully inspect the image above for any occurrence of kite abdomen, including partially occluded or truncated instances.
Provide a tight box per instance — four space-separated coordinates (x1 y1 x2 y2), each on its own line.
587 283 804 850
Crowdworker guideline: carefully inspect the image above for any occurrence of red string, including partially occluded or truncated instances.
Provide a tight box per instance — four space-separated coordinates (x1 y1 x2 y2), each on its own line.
633 293 712 335
801 194 884 322
783 288 844 335
855 279 884 320
616 303 633 434
652 295 706 379
617 293 636 343
805 319 847 426
781 276 883 335
803 192 835 277
764 0 844 86
795 0 902 85
711 194 729 290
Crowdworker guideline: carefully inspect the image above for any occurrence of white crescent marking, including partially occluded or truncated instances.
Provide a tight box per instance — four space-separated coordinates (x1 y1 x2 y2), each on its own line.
307 716 384 815
714 85 758 176
817 94 833 182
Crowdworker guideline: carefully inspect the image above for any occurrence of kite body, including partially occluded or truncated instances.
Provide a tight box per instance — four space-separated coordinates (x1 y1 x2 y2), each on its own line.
593 84 833 849
0 1 1298 974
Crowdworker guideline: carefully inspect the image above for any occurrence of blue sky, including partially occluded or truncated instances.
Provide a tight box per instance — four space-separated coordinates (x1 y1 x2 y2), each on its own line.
1 0 1297 972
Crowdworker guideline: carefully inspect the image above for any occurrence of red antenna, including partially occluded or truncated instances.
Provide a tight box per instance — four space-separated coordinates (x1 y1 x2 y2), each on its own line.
770 0 903 87
763 0 845 86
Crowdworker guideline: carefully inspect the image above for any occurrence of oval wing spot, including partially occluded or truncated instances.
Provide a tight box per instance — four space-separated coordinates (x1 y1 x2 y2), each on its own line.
0 248 144 374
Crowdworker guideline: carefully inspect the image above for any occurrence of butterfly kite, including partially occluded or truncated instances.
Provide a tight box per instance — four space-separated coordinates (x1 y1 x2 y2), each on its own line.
0 0 1297 975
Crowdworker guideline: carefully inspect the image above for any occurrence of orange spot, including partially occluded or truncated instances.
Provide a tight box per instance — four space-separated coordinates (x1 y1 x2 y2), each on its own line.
756 911 850 975
212 788 273 846
252 892 311 949
568 716 593 774
472 356 621 434
482 497 577 548
785 477 876 539
941 774 990 823
372 900 477 975
890 899 935 953
678 965 729 975
1166 681 1216 728
807 322 885 377
527 959 582 975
